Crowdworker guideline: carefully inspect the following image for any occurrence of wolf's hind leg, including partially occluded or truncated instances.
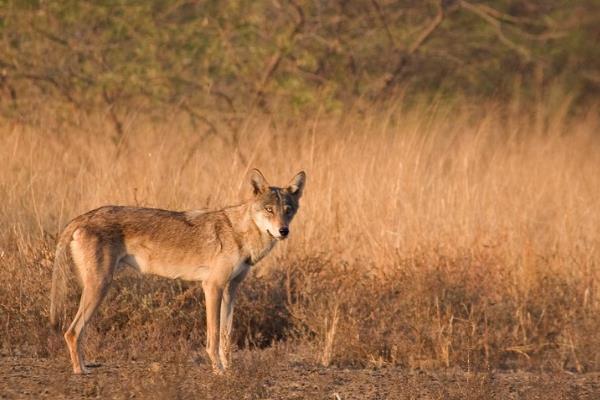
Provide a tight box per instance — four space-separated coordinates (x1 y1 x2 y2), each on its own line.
64 280 111 374
64 233 115 374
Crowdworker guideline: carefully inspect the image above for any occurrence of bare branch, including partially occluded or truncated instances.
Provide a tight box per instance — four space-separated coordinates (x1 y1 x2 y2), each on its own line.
379 0 445 97
250 0 305 111
370 0 397 49
102 88 124 143
408 1 445 55
15 73 81 107
459 0 531 60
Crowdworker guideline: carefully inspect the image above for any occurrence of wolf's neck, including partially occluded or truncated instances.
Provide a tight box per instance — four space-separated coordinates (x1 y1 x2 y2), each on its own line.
225 203 276 265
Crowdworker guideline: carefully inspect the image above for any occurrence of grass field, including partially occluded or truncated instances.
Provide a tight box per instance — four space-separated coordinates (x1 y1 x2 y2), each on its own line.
1 99 599 397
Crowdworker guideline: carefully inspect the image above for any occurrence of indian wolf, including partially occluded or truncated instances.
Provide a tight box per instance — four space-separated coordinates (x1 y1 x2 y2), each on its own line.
50 169 306 374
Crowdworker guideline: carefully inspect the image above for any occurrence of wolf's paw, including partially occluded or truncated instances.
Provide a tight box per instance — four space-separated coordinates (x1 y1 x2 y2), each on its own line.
212 363 225 375
73 365 92 375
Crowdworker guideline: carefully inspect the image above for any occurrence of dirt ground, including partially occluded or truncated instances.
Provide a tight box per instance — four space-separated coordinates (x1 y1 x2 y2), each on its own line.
1 348 600 400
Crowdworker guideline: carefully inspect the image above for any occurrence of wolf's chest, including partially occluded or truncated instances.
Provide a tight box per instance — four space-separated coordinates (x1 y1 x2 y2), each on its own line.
230 260 251 280
247 240 276 266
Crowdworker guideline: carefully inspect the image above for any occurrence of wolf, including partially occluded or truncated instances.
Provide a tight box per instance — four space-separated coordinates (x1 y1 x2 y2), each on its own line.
49 169 306 374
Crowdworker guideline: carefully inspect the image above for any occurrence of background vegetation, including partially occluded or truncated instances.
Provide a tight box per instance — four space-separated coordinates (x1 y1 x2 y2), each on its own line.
1 0 598 133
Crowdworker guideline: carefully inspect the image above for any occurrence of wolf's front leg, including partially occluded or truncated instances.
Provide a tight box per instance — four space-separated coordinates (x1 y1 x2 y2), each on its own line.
203 281 224 373
219 292 234 370
219 270 248 369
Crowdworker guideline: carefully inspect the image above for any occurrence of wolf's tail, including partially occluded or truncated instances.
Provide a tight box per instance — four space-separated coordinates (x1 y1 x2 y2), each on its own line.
49 223 77 331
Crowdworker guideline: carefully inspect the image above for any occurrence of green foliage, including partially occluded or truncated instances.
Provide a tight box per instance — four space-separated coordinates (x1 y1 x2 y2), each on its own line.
0 0 598 124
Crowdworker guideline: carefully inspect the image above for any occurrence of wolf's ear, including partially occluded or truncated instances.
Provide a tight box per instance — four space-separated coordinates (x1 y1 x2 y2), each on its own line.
288 171 306 197
250 168 269 195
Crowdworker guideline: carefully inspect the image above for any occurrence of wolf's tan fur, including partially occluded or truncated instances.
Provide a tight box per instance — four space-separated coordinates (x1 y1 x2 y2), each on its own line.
50 169 305 374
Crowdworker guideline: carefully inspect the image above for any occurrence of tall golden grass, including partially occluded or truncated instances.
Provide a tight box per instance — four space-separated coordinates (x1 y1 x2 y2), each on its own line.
1 99 599 371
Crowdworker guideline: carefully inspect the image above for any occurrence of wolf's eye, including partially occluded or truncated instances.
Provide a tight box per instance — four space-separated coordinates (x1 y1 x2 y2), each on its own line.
265 206 273 213
284 206 292 215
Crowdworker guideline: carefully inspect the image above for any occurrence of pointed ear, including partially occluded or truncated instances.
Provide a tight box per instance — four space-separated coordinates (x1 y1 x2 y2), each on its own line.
288 171 306 197
250 168 269 196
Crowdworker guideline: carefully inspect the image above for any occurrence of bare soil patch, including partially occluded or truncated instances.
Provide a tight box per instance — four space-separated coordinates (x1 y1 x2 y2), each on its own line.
1 350 599 399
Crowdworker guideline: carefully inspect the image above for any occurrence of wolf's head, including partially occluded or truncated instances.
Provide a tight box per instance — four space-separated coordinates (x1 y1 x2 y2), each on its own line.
249 169 306 240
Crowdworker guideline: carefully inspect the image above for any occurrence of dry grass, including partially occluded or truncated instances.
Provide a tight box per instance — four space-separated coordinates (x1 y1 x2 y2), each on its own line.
1 99 599 373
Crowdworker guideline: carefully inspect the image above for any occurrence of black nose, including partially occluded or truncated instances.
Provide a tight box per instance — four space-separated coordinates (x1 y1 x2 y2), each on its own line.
279 227 289 237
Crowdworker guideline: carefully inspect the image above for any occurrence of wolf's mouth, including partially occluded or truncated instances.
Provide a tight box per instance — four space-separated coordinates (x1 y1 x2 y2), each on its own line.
267 230 286 240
